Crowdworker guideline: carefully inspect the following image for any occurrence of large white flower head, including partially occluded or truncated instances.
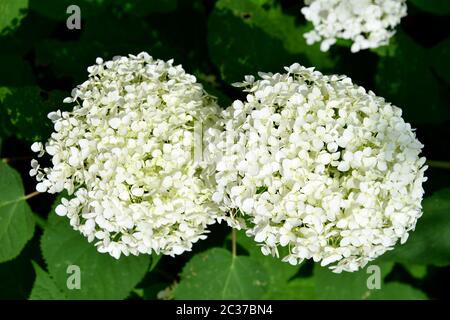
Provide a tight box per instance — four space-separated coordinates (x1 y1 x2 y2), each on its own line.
30 52 222 259
208 63 427 273
301 0 407 52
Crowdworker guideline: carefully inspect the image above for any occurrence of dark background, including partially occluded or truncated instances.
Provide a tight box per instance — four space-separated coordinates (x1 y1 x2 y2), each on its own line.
0 0 449 300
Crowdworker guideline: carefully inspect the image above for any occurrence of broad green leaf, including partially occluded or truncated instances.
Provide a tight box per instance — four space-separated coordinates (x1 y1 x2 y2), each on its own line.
367 282 427 300
0 86 67 142
380 189 450 266
375 31 449 125
232 230 304 298
0 0 28 35
29 262 66 300
175 248 269 299
314 262 394 300
429 37 450 86
0 161 35 263
265 277 316 300
41 197 150 299
208 0 335 82
408 0 450 15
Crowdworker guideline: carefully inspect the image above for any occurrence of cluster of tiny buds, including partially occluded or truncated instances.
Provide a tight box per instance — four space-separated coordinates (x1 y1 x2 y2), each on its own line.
301 0 407 52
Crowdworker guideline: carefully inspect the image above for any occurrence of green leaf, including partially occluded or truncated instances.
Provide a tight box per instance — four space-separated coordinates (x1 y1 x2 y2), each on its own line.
149 253 162 272
380 189 450 266
266 277 316 300
29 262 66 300
429 37 450 86
175 247 269 299
408 0 450 15
208 0 335 83
41 197 150 299
375 31 449 125
235 231 298 283
403 264 428 279
231 231 317 299
0 0 28 35
367 282 427 300
0 86 67 142
0 161 35 263
314 262 394 300
232 230 303 298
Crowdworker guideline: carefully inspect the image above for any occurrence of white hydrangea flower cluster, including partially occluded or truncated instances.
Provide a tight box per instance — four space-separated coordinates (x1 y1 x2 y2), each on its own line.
301 0 407 52
30 52 222 259
208 63 427 272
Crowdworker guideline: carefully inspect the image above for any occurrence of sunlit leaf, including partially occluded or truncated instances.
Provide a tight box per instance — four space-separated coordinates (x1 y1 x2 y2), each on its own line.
0 0 28 35
314 262 394 299
29 262 66 300
175 247 269 299
0 161 35 263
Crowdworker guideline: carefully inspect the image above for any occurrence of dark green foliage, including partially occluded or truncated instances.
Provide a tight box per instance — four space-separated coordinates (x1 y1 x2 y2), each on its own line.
0 0 449 300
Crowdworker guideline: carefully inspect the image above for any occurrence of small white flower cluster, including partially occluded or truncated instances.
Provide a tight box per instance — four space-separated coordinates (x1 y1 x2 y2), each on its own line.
301 0 407 52
208 63 426 272
30 52 221 259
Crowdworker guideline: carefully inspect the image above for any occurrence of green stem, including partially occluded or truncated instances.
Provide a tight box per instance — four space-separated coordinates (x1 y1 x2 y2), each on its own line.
24 191 40 200
231 228 237 257
427 160 450 170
